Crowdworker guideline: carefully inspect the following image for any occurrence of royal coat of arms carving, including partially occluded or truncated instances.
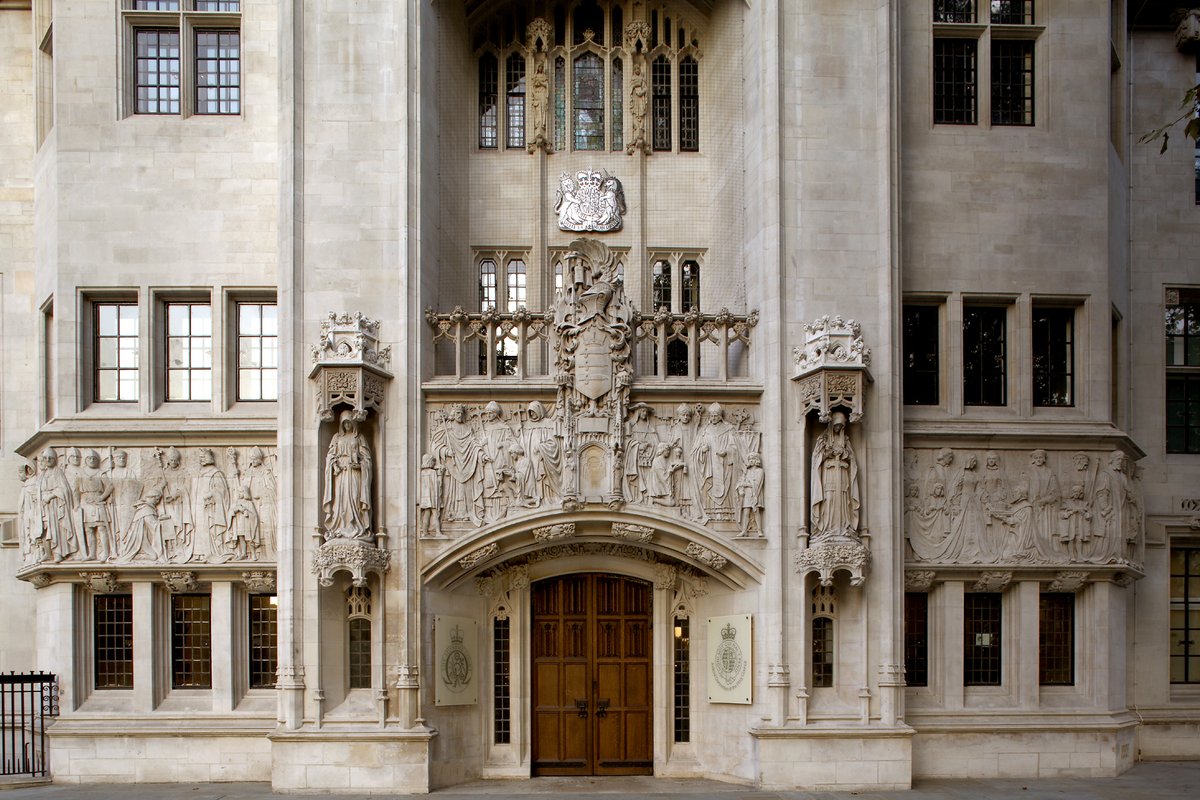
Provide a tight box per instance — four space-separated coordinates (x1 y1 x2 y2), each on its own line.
555 169 626 232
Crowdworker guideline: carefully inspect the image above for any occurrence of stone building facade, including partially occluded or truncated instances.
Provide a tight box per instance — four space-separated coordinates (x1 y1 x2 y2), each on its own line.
0 0 1198 792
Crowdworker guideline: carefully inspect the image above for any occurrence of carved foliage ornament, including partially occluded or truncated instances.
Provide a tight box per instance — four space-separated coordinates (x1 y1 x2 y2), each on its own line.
794 542 871 587
532 523 576 542
161 571 199 593
312 539 391 587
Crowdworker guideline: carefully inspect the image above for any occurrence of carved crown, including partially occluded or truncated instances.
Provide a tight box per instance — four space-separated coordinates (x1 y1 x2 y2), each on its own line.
721 623 737 641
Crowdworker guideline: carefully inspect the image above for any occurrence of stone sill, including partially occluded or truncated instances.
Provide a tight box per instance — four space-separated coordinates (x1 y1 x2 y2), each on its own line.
48 717 276 737
905 712 1139 733
269 727 437 743
750 724 914 740
19 418 276 456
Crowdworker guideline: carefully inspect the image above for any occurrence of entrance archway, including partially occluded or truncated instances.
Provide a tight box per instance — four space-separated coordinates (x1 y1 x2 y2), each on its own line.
531 573 653 776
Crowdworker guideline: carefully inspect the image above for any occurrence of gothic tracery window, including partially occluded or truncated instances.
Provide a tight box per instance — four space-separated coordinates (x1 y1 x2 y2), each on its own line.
473 1 701 154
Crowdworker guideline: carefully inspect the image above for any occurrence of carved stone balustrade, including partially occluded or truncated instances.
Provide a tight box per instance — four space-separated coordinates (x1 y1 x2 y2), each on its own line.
425 306 758 385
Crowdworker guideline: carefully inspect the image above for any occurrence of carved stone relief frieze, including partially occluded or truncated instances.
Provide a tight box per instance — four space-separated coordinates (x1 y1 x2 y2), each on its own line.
421 239 765 540
556 170 625 233
16 445 279 575
903 447 1145 571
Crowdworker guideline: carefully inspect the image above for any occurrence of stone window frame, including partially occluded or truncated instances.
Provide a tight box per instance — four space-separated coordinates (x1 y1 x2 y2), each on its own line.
1170 540 1200 685
79 289 143 411
1031 303 1076 408
931 0 1044 129
226 290 279 405
902 301 943 407
1166 287 1200 454
163 299 215 403
1038 591 1075 686
118 0 243 119
961 300 1011 407
346 584 373 690
810 584 836 690
645 249 703 314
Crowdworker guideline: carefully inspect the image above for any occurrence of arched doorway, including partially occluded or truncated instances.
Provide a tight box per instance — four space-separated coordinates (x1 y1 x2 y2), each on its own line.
531 573 653 776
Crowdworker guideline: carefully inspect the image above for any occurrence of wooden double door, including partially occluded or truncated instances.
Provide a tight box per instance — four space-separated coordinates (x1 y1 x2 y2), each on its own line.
531 574 653 776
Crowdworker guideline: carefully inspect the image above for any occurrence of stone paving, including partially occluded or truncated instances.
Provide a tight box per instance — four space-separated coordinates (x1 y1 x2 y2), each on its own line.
1 761 1197 799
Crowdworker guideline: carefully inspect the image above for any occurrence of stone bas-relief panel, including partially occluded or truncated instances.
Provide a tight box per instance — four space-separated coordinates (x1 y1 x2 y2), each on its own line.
421 399 764 536
903 447 1143 569
17 445 278 569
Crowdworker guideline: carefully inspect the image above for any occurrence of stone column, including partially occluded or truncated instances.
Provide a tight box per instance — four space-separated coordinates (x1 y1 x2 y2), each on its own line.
210 580 235 713
131 580 158 712
1017 581 1040 707
941 581 964 711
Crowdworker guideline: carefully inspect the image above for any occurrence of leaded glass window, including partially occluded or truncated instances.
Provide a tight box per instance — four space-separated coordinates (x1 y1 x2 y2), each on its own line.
573 52 604 151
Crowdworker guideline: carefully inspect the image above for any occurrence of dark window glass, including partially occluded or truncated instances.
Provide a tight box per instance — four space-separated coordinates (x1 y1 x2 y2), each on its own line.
348 617 371 689
94 595 134 689
963 306 1007 406
494 617 511 743
964 592 1001 686
135 29 181 115
1171 547 1200 683
992 39 1034 126
194 0 240 9
554 56 566 152
195 30 240 115
134 0 180 8
665 340 689 377
652 56 671 151
990 0 1033 25
673 617 690 742
237 302 278 401
933 38 977 125
505 53 526 149
572 0 603 46
1032 307 1074 407
166 303 212 401
479 53 498 148
1039 593 1074 686
94 302 139 403
933 0 975 23
1167 375 1200 454
904 592 929 687
652 260 671 310
1166 299 1200 367
812 617 834 688
573 52 604 150
249 594 278 689
681 260 700 311
679 56 699 152
903 305 940 405
611 57 623 152
172 594 212 689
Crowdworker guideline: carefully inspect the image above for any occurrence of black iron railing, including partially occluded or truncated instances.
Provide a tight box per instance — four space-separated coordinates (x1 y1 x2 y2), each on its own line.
0 672 59 777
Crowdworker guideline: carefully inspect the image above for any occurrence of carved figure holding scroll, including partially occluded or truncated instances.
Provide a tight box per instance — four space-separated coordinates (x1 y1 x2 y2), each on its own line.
323 410 374 540
418 453 445 537
737 452 765 537
809 411 860 541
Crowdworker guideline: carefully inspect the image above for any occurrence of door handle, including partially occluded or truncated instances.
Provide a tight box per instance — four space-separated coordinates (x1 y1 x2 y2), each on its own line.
596 698 610 718
575 698 588 718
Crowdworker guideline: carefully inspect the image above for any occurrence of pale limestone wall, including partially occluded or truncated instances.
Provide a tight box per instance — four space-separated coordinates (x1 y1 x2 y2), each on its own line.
49 732 272 783
1127 29 1200 757
913 727 1137 779
756 733 911 790
0 4 38 672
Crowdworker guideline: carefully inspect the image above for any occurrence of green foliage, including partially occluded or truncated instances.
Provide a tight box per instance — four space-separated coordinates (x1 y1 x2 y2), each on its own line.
1140 83 1200 154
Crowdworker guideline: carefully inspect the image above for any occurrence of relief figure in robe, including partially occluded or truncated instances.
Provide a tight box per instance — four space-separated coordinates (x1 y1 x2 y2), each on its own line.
160 446 195 563
196 448 231 558
696 402 740 520
246 447 277 554
522 400 562 504
480 401 517 521
1025 449 1061 562
909 448 959 561
322 411 374 540
977 451 1012 561
417 453 445 537
670 403 706 522
36 448 79 562
108 449 142 545
431 404 486 525
737 452 765 537
77 450 115 562
809 411 860 542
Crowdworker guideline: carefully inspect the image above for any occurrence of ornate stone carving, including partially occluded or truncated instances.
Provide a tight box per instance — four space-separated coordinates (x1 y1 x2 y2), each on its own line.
684 542 727 570
1177 8 1200 52
1047 570 1090 593
312 539 390 587
904 447 1145 572
16 445 279 571
556 170 625 232
79 571 121 594
654 563 678 590
161 571 199 593
458 542 500 571
795 542 870 587
970 571 1012 593
532 523 576 542
241 570 277 593
310 313 391 422
525 19 553 153
904 570 937 592
792 316 872 423
1112 572 1137 588
321 411 375 541
27 572 52 588
810 412 860 544
612 523 654 543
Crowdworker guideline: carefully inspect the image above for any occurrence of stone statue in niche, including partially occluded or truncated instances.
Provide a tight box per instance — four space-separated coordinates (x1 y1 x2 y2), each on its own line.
627 60 648 153
529 55 550 148
809 411 860 542
903 446 1145 569
322 410 374 540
